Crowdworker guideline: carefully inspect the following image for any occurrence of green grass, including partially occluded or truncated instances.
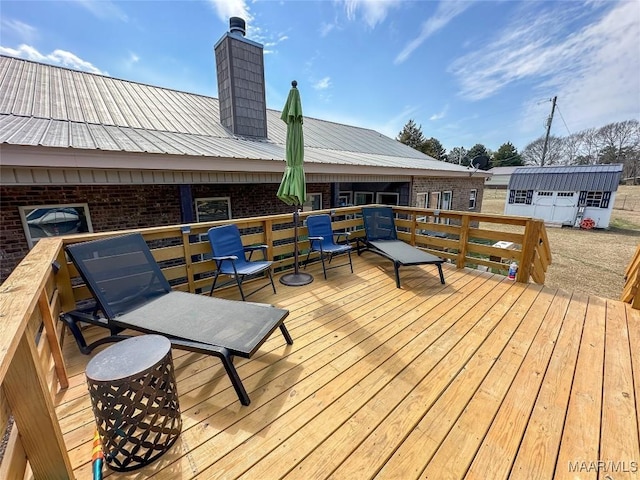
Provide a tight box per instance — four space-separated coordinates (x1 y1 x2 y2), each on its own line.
610 217 640 231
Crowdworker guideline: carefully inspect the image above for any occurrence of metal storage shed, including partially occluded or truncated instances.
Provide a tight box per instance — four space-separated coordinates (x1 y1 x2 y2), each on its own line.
504 164 623 228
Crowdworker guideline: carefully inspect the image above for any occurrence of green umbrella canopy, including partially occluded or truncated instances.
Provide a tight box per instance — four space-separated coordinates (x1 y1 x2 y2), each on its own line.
277 81 306 206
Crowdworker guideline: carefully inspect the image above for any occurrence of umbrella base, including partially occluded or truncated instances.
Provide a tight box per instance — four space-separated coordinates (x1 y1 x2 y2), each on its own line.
279 272 314 286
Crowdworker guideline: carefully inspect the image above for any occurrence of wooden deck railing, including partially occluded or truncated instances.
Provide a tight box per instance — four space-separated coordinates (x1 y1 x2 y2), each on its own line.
0 205 550 479
622 243 640 309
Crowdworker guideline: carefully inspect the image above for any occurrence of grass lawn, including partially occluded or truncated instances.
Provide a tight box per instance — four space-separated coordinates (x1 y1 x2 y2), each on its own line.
480 185 640 300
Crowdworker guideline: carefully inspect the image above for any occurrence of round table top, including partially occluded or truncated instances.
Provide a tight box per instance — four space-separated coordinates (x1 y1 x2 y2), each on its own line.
86 335 171 382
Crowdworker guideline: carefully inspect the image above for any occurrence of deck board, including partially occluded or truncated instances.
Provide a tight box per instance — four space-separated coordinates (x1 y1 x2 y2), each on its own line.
54 254 640 479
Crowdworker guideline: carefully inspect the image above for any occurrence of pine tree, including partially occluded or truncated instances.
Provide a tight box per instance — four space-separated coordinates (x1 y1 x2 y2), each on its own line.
396 119 425 150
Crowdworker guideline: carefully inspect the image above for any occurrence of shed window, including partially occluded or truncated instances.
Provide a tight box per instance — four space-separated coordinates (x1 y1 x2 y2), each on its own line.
538 191 553 196
558 192 574 197
581 191 611 208
469 189 477 209
509 190 532 205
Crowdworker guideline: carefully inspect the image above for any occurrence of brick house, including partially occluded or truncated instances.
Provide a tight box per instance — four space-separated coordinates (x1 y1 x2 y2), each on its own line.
0 18 487 282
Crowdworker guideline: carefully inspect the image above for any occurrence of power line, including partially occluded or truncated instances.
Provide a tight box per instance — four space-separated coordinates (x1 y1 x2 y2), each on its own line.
555 104 572 136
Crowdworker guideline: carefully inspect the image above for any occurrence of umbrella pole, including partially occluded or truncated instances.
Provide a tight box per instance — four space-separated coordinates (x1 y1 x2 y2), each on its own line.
279 208 313 286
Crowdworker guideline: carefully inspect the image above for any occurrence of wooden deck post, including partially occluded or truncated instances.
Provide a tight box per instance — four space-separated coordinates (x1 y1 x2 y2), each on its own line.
517 219 541 283
4 334 74 478
182 226 196 293
456 215 470 269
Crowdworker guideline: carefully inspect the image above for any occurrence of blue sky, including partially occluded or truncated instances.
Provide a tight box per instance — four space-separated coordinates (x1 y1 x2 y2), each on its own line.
1 0 638 153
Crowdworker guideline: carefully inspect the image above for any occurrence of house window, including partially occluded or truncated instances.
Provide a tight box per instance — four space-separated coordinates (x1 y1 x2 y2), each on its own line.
538 191 553 197
469 189 477 209
416 193 428 222
338 191 352 207
376 192 399 205
558 192 574 197
509 190 533 204
303 193 322 211
195 197 231 222
354 192 374 205
195 197 232 260
19 203 93 248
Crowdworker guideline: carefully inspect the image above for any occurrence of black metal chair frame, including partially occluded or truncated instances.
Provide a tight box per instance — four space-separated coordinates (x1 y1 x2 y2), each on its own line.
60 233 293 406
207 225 277 301
303 215 353 279
358 206 446 289
209 244 276 301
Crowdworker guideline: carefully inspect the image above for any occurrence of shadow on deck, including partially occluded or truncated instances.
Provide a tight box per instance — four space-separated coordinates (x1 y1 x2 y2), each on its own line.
56 254 640 479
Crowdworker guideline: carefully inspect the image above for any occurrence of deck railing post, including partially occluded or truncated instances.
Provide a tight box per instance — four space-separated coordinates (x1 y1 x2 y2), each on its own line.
264 219 274 260
517 219 541 283
181 226 196 293
456 215 470 269
5 334 74 478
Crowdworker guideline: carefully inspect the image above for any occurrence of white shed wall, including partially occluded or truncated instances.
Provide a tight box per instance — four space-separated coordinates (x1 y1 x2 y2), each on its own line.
504 191 616 228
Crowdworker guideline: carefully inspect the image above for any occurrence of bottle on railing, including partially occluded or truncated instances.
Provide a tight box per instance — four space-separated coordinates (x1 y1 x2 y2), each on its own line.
508 262 518 280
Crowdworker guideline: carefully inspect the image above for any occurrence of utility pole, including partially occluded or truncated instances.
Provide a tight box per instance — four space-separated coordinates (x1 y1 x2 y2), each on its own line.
540 95 557 166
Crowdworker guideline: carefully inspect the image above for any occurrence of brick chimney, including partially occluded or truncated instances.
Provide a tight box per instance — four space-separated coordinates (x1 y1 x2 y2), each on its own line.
214 17 268 138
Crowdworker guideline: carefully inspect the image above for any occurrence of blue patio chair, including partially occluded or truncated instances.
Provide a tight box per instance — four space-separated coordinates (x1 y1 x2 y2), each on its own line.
208 224 276 301
303 214 353 279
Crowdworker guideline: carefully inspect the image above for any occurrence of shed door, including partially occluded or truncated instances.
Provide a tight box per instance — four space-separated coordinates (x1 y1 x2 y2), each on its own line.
551 192 578 224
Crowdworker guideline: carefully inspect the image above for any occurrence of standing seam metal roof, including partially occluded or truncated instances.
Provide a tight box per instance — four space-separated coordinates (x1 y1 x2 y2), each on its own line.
507 164 624 192
0 55 477 175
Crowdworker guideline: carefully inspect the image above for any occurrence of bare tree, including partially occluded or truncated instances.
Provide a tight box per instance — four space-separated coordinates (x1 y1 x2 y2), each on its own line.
521 136 564 165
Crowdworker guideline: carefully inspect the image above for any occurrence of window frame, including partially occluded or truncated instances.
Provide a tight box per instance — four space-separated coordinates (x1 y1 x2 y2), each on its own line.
19 203 94 249
469 189 477 209
195 197 232 223
354 191 374 206
303 193 322 212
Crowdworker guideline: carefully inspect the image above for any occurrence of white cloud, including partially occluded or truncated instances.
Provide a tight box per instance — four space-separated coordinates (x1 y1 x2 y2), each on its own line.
341 0 403 29
430 105 448 121
313 77 332 90
320 22 337 37
0 44 107 75
395 1 472 64
72 0 129 22
450 1 640 136
207 0 252 24
1 19 37 42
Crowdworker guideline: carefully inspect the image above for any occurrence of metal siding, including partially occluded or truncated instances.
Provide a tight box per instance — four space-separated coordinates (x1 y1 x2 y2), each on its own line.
508 165 623 192
0 56 474 176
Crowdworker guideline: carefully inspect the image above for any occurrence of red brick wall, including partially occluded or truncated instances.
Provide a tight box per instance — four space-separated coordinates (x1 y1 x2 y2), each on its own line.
1 179 481 282
192 183 331 218
1 184 183 282
0 183 333 282
411 177 485 212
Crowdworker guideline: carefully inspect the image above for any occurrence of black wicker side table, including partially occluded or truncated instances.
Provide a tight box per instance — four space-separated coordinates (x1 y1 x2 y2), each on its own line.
85 334 182 472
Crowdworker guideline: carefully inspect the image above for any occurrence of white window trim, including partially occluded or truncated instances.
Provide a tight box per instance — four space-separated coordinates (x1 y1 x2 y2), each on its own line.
303 193 322 211
354 191 374 206
19 203 93 249
469 189 477 209
416 193 428 222
338 191 353 207
513 190 528 204
195 196 232 222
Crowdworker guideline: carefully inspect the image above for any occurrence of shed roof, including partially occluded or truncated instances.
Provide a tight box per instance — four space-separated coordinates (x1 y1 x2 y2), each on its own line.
0 56 479 178
508 164 624 192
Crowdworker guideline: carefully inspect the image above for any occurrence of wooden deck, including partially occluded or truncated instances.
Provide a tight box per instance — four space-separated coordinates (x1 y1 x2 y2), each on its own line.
55 254 640 479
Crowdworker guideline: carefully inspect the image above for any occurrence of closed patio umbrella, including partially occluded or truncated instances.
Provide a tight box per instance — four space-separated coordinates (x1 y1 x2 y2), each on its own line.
277 80 313 286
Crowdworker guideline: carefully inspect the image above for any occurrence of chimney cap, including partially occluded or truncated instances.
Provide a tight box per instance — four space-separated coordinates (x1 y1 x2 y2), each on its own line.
229 17 246 36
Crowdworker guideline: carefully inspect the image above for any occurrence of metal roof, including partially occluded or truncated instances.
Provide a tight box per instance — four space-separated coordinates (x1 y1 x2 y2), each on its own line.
508 164 624 192
0 56 475 176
